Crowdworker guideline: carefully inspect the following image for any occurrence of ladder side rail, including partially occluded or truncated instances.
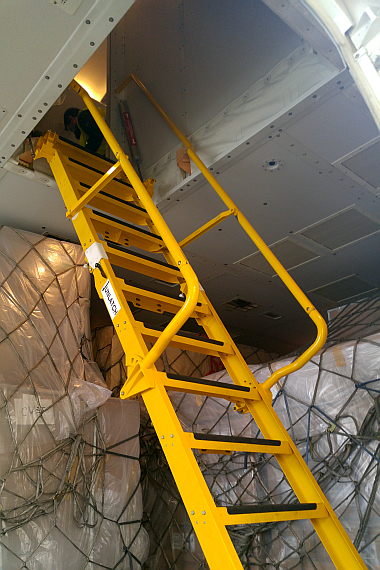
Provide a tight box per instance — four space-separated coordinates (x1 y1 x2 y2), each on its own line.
69 80 199 371
116 74 327 391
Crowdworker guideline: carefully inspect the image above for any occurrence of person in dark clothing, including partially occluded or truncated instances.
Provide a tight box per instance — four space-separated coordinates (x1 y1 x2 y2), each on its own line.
64 107 106 155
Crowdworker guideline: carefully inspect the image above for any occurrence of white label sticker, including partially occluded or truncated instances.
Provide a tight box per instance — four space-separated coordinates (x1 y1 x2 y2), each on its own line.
48 0 83 15
14 395 54 426
101 280 121 320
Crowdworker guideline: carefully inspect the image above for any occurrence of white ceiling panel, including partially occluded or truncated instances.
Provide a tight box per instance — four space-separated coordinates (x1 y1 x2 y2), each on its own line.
286 89 379 162
0 0 134 166
113 0 303 170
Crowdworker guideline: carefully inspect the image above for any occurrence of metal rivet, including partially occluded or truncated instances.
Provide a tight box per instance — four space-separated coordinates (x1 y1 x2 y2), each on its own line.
73 64 78 68
109 17 114 22
21 131 25 134
38 109 42 113
44 102 48 106
45 76 50 80
121 391 124 396
11 144 15 147
196 521 198 524
117 324 119 327
123 321 126 324
90 41 95 46
86 19 91 24
58 84 62 88
161 436 164 439
170 434 174 438
18 114 22 118
191 511 195 515
202 511 206 515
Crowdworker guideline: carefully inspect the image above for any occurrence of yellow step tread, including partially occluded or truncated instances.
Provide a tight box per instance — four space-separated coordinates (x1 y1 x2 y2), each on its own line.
117 279 210 318
103 240 183 283
136 323 234 356
90 210 163 253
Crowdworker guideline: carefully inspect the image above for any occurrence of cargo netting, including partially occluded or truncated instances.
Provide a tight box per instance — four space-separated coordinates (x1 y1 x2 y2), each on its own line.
0 226 148 569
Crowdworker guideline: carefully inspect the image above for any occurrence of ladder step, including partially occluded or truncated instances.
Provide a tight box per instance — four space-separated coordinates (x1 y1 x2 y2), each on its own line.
117 279 210 317
137 323 234 356
60 135 120 166
79 188 150 226
104 240 182 283
70 157 132 188
227 503 317 515
193 433 281 445
66 158 137 205
168 372 248 389
187 433 291 454
91 210 163 253
164 372 259 402
220 502 327 525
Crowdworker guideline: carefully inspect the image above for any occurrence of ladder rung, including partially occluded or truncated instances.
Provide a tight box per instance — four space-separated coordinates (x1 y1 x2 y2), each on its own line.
67 160 136 206
227 503 317 515
168 372 247 388
188 433 290 454
164 373 259 401
59 135 119 165
104 241 182 283
69 157 132 191
156 329 224 347
137 324 234 356
93 210 161 239
220 503 327 525
79 189 150 226
118 280 210 317
194 433 280 445
91 210 163 253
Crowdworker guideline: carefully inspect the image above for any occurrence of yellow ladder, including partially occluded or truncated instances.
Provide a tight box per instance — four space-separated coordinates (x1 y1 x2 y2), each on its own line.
35 79 367 570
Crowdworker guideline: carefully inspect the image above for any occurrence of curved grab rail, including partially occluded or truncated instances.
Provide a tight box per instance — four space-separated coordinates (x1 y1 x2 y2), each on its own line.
70 79 199 370
117 74 328 390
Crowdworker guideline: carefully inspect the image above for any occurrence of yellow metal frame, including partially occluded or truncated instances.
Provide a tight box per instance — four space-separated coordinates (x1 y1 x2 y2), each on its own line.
35 80 367 570
116 74 327 391
70 79 200 372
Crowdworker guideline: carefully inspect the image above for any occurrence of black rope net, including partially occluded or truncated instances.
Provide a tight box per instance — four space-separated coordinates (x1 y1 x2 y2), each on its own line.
95 296 380 570
0 226 148 569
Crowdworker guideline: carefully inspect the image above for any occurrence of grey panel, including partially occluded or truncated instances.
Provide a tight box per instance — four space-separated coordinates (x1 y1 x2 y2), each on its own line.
287 91 379 163
310 275 377 302
342 141 380 188
301 209 380 250
118 0 303 169
238 239 320 276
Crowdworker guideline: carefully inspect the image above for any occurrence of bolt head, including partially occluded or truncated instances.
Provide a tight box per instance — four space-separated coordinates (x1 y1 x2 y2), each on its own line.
191 511 195 515
121 391 124 396
202 510 206 515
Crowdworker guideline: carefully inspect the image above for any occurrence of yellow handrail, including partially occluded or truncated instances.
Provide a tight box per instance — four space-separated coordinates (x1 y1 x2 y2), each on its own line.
70 79 199 370
116 74 327 391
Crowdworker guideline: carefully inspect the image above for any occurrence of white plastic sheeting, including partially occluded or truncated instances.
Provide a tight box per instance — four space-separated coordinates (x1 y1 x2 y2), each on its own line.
144 44 339 203
0 227 148 569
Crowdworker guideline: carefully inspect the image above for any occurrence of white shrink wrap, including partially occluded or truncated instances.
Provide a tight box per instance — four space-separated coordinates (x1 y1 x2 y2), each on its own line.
0 227 148 569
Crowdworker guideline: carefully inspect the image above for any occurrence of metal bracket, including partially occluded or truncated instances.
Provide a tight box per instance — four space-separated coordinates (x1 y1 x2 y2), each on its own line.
85 242 108 270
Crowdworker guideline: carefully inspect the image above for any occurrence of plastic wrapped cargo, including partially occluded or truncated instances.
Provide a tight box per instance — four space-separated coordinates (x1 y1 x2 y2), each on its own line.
0 226 148 569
